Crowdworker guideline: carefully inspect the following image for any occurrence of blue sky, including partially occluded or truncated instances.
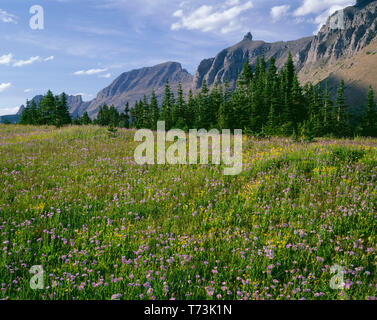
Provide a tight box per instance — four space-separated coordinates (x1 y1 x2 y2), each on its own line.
0 0 355 115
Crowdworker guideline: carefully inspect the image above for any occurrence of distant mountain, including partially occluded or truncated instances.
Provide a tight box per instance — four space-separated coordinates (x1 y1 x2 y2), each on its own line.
0 114 20 124
84 62 193 118
6 0 377 122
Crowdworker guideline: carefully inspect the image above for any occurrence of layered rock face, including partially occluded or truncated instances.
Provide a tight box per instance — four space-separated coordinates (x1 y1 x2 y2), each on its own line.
13 0 377 118
193 35 313 89
302 0 377 68
298 0 377 107
193 1 377 88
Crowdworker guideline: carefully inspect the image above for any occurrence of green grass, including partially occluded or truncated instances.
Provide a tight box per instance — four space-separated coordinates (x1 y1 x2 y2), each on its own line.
0 125 376 300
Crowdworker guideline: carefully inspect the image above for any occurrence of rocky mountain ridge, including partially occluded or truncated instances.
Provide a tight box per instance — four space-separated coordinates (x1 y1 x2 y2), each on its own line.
7 0 377 121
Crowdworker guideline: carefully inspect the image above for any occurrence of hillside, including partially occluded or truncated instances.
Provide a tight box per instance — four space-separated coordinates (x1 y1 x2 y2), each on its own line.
84 62 193 118
10 0 377 120
298 0 377 108
193 33 313 89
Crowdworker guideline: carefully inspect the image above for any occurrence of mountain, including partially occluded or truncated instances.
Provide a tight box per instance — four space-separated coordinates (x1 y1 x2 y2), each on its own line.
193 33 313 89
195 0 377 108
8 0 377 121
298 0 377 107
84 62 193 118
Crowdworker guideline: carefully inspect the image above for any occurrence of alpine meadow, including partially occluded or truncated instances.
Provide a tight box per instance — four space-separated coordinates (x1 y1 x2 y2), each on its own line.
0 0 377 303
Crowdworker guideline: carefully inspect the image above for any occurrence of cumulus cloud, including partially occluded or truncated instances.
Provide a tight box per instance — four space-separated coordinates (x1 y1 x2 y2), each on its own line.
0 9 17 24
294 0 355 31
74 68 108 76
294 0 355 16
171 1 253 34
270 5 291 22
0 82 11 92
0 53 13 65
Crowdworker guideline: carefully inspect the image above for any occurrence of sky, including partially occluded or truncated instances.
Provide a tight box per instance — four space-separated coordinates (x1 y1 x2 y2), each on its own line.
0 0 356 115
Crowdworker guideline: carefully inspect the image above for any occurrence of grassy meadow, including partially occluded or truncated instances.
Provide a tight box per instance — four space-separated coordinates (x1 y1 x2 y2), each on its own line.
0 124 376 300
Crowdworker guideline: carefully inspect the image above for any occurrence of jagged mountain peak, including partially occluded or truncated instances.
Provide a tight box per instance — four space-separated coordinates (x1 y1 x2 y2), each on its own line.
243 32 253 41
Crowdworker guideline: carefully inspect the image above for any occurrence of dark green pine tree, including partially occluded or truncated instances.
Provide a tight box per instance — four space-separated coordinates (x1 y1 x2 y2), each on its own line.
19 100 32 125
81 112 92 125
173 82 186 129
141 95 151 128
363 86 377 137
335 80 350 137
130 102 137 128
30 100 39 125
186 90 196 129
135 100 144 129
149 91 159 130
55 92 72 127
97 106 104 126
160 79 173 130
209 82 222 129
291 74 307 130
198 79 212 129
281 52 296 134
39 90 56 125
123 102 130 129
323 81 334 135
233 75 251 131
239 58 253 89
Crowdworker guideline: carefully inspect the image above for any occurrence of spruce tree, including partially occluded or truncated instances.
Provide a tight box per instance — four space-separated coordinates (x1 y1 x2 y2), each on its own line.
123 102 130 129
149 91 159 130
19 100 32 125
335 80 350 137
39 90 56 125
81 112 92 125
160 79 173 130
56 93 71 127
174 83 186 129
363 86 377 137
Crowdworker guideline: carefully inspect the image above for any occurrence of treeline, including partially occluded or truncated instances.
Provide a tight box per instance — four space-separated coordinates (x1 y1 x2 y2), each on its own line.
129 53 377 138
18 53 377 138
19 90 71 127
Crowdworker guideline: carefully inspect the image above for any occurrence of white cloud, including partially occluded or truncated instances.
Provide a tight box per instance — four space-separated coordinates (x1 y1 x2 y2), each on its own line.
294 0 355 31
0 106 19 116
0 9 17 24
0 53 13 65
173 9 183 18
270 5 290 22
171 1 253 34
294 0 354 16
0 83 11 92
11 55 54 67
13 56 41 67
225 0 241 6
99 73 111 78
24 89 33 93
74 68 108 76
